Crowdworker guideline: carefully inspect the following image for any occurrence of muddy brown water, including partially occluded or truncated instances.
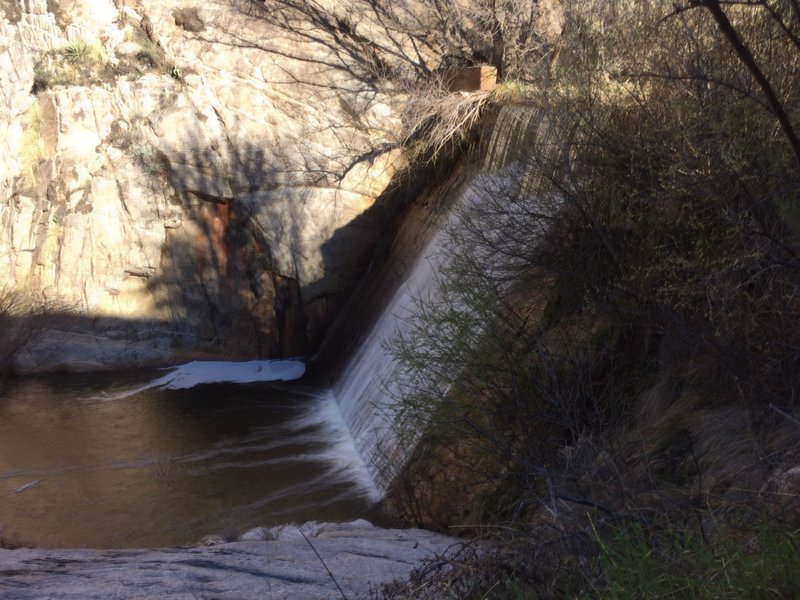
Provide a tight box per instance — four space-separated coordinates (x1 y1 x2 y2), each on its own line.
0 370 379 548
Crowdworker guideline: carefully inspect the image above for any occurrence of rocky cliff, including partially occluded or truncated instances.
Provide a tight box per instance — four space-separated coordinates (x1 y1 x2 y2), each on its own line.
0 0 404 372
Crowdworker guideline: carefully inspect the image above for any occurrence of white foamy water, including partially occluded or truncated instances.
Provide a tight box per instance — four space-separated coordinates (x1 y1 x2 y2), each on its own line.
94 358 379 500
92 359 380 501
284 390 381 502
0 372 377 547
332 182 476 493
103 359 306 399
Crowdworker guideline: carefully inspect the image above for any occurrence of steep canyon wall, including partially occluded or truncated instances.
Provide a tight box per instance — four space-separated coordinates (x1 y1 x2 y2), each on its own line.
0 0 404 371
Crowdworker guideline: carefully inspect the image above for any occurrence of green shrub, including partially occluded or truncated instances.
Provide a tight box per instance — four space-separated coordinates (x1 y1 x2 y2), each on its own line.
61 41 91 64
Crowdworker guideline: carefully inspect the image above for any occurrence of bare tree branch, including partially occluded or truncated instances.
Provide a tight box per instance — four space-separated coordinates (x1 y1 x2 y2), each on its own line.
686 0 800 166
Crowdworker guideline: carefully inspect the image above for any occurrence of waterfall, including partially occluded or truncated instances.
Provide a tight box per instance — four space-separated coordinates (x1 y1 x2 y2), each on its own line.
483 105 543 171
482 104 565 194
332 211 456 492
331 104 568 495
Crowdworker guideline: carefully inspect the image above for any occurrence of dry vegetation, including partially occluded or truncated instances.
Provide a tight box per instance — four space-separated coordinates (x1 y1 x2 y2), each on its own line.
31 40 109 92
0 288 48 385
365 0 800 597
246 0 800 595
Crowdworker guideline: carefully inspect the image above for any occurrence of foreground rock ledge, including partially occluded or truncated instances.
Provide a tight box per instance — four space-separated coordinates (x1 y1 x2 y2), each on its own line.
0 521 460 599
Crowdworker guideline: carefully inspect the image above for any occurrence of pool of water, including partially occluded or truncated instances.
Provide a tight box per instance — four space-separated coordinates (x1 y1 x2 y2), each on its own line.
0 369 379 548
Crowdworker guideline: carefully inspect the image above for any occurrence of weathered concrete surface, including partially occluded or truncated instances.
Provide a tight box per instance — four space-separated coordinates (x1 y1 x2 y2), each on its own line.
0 521 459 600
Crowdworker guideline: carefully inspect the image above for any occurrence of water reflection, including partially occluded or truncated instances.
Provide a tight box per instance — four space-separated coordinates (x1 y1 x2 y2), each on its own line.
0 372 377 548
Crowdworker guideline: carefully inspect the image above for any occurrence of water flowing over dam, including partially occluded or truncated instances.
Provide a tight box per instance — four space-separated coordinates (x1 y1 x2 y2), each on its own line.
332 202 458 491
331 104 564 493
0 106 563 548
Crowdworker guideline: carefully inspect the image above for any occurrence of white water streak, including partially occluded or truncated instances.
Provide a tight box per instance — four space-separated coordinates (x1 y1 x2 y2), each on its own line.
102 360 306 400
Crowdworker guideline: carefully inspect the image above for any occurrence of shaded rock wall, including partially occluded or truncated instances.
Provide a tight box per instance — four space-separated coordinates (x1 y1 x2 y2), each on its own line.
0 0 405 371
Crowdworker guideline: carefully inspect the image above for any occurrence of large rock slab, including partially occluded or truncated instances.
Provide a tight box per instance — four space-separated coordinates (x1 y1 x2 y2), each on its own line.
0 521 459 599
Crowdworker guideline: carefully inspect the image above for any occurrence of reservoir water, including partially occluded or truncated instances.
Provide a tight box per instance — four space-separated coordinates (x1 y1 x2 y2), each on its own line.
0 366 379 548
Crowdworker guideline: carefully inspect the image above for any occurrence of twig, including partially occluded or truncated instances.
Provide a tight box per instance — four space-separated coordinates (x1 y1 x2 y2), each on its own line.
770 403 800 429
299 529 349 600
555 493 614 514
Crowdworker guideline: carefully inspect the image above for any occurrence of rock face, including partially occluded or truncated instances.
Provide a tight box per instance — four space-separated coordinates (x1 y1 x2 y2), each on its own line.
0 520 459 599
0 0 404 372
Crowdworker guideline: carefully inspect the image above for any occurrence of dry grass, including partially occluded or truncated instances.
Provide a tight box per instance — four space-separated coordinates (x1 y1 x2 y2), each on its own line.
32 40 108 92
398 75 492 163
0 287 45 381
17 102 51 192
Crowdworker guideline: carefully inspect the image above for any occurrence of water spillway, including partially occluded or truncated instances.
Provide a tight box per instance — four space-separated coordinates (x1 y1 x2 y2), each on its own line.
331 205 457 492
330 104 565 494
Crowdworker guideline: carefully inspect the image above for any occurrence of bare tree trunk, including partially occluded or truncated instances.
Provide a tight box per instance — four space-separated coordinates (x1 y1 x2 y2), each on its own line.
489 0 505 78
492 28 505 78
